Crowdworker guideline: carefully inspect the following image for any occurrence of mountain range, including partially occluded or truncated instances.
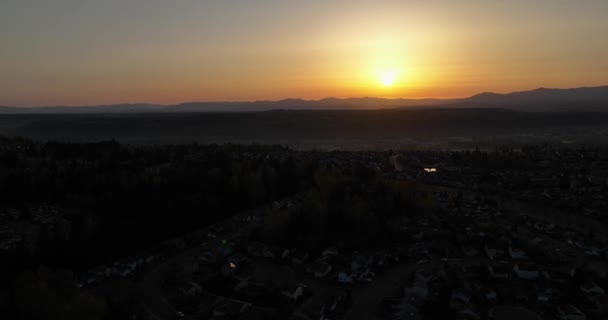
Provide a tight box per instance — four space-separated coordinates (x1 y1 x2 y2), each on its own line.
1 86 607 114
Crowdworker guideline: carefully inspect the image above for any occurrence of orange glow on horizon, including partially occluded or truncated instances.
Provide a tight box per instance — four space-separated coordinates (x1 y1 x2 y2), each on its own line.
2 1 607 107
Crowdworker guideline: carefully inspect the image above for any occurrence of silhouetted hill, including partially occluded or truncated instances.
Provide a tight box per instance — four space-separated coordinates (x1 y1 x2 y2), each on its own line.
1 86 607 113
461 86 608 110
470 86 608 102
169 97 445 112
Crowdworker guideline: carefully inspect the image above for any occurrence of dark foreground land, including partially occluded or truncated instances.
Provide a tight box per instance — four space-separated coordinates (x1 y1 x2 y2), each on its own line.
1 136 608 320
2 109 608 149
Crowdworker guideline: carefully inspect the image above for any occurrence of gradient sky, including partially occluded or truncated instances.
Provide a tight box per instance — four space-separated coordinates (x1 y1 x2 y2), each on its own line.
2 0 608 106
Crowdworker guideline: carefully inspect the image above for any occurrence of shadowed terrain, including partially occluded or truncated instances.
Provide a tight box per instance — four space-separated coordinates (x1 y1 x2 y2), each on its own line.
1 108 608 149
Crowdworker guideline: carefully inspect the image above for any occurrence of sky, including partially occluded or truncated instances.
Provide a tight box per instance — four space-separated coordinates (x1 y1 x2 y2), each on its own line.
1 0 608 106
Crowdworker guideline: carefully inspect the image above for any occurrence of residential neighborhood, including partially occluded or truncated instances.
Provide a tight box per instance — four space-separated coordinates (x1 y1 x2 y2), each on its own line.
13 145 601 320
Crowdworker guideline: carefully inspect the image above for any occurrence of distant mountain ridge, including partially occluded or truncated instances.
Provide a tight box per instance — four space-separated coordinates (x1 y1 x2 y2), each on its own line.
0 104 164 114
470 86 608 102
457 86 608 111
170 97 447 112
2 86 608 113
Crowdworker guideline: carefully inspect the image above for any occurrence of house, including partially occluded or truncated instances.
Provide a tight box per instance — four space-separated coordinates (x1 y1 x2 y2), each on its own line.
580 281 605 295
180 282 203 297
404 283 429 299
485 290 498 303
233 279 249 293
557 304 586 320
221 261 239 278
488 265 512 280
462 245 480 257
307 261 332 278
321 247 339 259
509 246 528 260
488 306 541 320
355 268 375 282
197 251 222 265
411 230 425 242
291 251 309 265
413 269 434 283
112 264 134 277
281 284 305 301
77 272 100 288
485 244 497 260
338 272 353 284
246 241 274 258
537 288 552 303
459 308 480 320
513 264 539 280
450 288 472 309
227 253 249 265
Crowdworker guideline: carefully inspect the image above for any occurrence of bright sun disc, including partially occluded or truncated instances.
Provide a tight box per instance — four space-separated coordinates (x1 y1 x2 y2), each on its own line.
378 70 397 87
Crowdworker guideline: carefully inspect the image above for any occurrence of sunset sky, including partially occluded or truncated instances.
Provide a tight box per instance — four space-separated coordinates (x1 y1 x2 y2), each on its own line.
2 0 607 106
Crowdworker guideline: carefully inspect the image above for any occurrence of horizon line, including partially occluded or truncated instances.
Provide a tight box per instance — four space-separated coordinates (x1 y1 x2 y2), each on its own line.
3 84 608 108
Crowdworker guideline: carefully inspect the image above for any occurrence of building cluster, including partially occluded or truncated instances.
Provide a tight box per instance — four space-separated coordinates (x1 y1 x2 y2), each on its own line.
0 205 71 253
11 147 606 320
89 181 606 320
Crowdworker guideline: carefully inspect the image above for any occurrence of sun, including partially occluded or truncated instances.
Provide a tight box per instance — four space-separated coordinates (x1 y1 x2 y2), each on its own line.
378 70 397 87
